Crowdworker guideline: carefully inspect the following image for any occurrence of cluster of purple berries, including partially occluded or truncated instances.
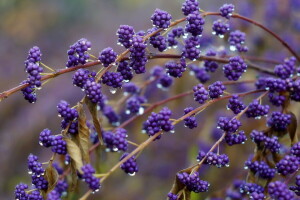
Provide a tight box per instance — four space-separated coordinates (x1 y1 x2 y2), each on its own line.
66 38 91 68
103 128 128 152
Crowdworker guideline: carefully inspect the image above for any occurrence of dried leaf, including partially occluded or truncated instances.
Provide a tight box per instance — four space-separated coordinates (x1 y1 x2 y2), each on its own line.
77 102 90 163
170 166 194 198
85 97 103 145
65 137 83 173
44 163 59 194
287 111 298 145
70 160 78 191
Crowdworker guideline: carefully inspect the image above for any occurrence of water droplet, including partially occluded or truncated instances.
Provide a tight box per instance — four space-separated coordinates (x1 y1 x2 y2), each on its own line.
125 110 131 115
28 171 32 175
110 88 117 94
39 141 43 146
229 45 236 51
138 107 144 115
218 35 224 39
170 130 175 134
212 31 216 35
105 148 111 152
124 79 129 83
128 172 136 176
113 147 119 152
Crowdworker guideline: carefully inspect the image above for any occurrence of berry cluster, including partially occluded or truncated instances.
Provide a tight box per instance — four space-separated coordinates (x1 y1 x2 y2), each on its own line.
245 100 270 119
228 30 248 52
177 172 209 193
103 128 128 152
101 71 124 88
120 153 139 175
143 107 174 139
276 155 299 175
212 20 230 37
223 56 247 81
227 95 246 114
220 4 234 19
183 107 198 129
208 81 226 99
217 117 241 134
66 38 91 68
268 181 295 200
117 25 135 48
99 47 118 67
166 58 186 78
193 83 209 104
267 112 291 131
225 130 247 146
197 151 229 168
81 164 101 192
245 160 276 179
151 9 172 29
130 36 148 74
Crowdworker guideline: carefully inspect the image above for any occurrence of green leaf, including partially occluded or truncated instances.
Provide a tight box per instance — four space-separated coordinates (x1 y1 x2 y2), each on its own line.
85 97 103 145
65 137 83 173
77 102 90 163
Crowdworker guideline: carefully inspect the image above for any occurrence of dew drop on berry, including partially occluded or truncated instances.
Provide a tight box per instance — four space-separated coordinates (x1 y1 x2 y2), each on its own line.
128 172 136 176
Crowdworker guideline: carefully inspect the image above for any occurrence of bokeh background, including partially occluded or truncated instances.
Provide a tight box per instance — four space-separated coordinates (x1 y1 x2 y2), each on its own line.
0 0 300 199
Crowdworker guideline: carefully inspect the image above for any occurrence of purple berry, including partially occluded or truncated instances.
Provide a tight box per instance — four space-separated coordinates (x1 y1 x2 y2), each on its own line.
21 81 37 103
51 135 67 155
126 96 146 115
57 100 78 122
250 130 266 144
268 93 286 107
151 9 172 29
245 100 269 119
228 30 248 52
227 95 246 114
167 192 178 200
72 69 95 88
225 131 247 146
220 4 234 19
276 155 299 176
185 11 205 36
158 74 174 89
101 71 124 88
264 136 281 153
28 190 43 200
217 117 241 134
66 38 91 68
27 154 45 176
117 25 135 48
32 174 48 190
291 142 300 158
208 81 226 99
204 50 219 72
15 183 29 200
81 164 101 192
193 84 209 104
268 181 295 200
267 112 291 131
183 107 198 129
39 128 53 147
189 65 210 83
117 60 133 81
149 32 167 52
123 82 140 94
223 56 247 81
84 81 103 104
182 0 199 16
99 47 117 67
130 36 148 74
177 172 209 193
212 20 230 37
167 27 185 47
166 58 186 78
274 57 296 79
182 36 201 60
102 105 120 125
120 153 138 175
103 128 128 152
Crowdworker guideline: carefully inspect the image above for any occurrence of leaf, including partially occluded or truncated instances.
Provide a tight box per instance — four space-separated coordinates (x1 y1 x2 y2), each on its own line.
85 97 103 145
70 160 79 191
44 163 59 194
65 137 83 173
77 102 90 163
287 111 298 145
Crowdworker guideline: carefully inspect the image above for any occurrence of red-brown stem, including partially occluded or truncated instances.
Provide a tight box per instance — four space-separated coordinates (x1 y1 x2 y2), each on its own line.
0 53 273 102
203 12 300 62
2 11 291 101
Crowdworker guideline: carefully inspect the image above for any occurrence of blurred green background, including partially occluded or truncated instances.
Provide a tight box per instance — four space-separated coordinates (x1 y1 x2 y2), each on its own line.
0 0 300 199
